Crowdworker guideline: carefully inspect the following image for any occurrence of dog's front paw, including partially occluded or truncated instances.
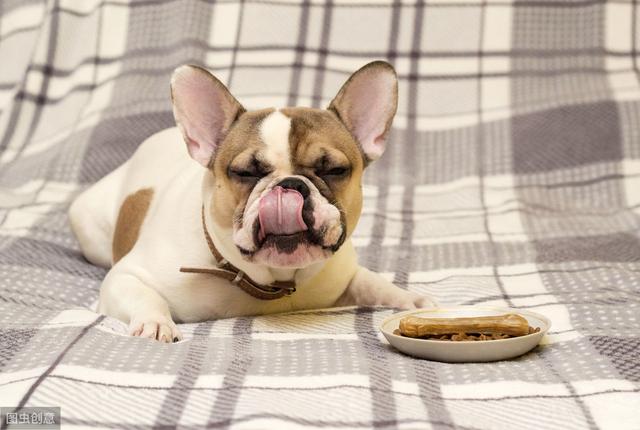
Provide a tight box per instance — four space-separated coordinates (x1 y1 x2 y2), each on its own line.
387 291 438 310
128 314 183 343
412 294 438 309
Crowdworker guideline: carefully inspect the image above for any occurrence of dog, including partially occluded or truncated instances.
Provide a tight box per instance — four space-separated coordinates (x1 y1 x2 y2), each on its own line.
69 61 436 342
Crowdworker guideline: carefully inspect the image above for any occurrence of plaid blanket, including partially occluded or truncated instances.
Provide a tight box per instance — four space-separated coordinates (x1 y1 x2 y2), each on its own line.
1 1 639 429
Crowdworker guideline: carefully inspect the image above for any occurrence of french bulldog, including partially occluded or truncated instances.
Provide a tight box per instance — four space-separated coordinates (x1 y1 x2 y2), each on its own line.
69 61 436 342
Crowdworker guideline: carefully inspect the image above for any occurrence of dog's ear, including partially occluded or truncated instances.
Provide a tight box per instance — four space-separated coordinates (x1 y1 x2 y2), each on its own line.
328 61 398 163
171 65 245 167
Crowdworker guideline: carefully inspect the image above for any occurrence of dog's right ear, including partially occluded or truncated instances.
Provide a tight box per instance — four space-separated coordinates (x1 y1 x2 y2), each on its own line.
328 61 398 163
171 65 245 167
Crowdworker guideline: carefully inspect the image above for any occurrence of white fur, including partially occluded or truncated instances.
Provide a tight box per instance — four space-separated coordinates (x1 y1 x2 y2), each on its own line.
69 126 436 343
260 110 292 173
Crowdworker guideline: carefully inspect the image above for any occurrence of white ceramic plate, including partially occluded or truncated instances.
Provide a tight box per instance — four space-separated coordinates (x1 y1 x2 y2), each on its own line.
380 306 551 363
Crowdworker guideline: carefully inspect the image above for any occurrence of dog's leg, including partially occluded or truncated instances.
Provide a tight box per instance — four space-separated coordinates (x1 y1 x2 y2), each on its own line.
335 267 437 309
98 268 183 342
68 162 129 269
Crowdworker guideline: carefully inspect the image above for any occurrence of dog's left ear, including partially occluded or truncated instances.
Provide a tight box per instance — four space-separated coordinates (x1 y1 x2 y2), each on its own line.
328 61 398 162
171 65 245 167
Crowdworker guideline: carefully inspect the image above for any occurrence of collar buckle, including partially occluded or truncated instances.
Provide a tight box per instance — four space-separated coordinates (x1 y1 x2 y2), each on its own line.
231 270 245 284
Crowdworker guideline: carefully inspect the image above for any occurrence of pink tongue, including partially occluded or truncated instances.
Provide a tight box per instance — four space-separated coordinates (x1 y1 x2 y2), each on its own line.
258 186 307 238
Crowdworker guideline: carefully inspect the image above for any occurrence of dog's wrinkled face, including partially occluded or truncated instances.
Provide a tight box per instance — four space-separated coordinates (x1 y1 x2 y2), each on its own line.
171 61 398 268
211 108 363 267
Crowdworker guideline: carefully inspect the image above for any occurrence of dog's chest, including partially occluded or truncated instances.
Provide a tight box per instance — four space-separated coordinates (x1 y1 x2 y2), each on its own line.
116 180 346 320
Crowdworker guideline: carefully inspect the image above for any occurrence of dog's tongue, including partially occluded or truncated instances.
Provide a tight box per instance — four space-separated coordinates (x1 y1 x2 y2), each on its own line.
258 186 307 238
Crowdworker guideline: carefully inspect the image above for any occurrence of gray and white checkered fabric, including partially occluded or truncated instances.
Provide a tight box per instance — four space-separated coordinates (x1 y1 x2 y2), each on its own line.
1 1 639 429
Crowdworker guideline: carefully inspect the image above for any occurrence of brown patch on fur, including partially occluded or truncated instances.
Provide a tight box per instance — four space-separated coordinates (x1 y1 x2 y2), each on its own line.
112 188 154 263
282 107 365 236
209 108 275 229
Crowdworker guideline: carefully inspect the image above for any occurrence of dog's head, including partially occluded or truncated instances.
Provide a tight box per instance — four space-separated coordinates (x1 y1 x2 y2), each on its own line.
171 61 397 269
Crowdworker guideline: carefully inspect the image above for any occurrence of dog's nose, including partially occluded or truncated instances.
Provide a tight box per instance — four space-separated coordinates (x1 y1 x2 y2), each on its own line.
277 177 310 200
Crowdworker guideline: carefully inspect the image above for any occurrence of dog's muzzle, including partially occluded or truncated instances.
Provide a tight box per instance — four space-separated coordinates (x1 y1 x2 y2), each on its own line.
258 180 308 240
233 175 345 267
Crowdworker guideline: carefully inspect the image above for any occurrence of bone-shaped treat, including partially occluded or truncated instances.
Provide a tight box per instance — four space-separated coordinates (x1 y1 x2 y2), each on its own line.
398 313 531 338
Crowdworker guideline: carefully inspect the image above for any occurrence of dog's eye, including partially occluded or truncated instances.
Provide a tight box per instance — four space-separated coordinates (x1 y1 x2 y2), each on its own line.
317 166 350 179
229 168 266 181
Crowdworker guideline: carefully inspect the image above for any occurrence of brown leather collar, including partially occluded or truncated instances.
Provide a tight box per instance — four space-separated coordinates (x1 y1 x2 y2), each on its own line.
179 206 296 300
